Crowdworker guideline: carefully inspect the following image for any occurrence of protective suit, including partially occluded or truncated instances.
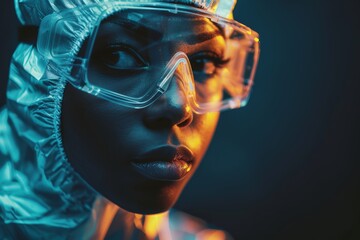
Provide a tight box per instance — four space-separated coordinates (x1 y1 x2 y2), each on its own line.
0 0 238 238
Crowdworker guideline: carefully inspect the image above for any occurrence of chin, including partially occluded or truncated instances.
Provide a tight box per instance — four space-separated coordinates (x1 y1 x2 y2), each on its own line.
120 199 176 215
106 180 186 215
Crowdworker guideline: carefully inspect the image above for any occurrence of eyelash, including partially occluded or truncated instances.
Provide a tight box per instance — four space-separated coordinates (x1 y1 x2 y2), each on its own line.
189 51 230 75
94 44 229 78
93 44 149 73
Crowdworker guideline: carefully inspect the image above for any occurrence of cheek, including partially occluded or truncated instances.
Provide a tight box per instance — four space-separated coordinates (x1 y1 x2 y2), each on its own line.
61 85 142 173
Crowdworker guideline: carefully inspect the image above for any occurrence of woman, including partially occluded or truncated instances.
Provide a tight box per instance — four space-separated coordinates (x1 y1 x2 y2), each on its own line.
0 0 259 238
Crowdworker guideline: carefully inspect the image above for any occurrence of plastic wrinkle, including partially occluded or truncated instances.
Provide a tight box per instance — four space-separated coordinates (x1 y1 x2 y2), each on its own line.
16 0 236 26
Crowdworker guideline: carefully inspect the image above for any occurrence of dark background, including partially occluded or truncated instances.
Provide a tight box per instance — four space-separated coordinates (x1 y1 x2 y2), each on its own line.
1 1 359 239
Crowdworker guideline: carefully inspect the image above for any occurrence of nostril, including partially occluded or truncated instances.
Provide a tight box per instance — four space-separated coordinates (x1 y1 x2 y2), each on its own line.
177 114 193 128
176 106 193 128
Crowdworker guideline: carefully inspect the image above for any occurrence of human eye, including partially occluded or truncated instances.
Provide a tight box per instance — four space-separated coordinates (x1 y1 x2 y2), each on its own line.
189 51 230 81
95 44 149 71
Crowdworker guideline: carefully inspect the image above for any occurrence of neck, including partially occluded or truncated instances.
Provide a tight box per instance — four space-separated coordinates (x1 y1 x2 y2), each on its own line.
91 196 171 240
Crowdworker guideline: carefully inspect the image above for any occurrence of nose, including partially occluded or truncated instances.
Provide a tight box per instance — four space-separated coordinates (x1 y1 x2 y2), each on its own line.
143 71 193 129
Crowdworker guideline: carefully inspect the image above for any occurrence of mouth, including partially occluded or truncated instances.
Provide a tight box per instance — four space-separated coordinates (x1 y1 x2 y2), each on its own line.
131 145 194 181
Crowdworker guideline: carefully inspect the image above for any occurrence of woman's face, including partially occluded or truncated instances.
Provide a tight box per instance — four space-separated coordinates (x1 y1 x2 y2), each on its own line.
61 11 225 214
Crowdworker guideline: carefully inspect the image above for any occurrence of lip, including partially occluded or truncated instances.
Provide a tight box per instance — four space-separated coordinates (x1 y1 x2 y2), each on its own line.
131 145 194 181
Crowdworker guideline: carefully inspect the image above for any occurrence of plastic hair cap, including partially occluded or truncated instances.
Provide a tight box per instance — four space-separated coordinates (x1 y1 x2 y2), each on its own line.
15 0 237 25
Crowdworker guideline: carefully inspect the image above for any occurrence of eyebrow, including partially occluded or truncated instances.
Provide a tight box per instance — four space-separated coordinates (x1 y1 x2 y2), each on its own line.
179 29 224 45
102 15 224 45
102 17 164 43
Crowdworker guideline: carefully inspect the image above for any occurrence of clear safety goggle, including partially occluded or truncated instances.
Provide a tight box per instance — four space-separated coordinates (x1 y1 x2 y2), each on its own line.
37 2 260 113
